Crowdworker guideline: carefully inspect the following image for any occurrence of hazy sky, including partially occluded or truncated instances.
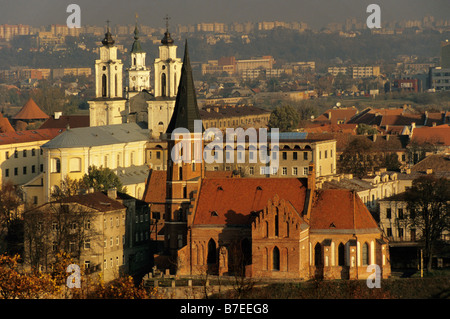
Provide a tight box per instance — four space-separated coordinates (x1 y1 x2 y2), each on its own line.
1 0 449 29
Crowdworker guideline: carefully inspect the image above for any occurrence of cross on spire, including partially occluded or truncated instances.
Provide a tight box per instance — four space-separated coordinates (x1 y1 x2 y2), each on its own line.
164 14 170 32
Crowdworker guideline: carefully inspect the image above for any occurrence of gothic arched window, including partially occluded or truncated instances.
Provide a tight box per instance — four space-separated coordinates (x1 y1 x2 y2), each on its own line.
314 243 322 266
338 243 345 266
207 239 216 264
273 246 280 271
362 243 369 265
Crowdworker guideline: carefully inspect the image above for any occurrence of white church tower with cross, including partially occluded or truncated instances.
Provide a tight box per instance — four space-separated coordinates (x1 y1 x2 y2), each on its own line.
88 21 127 127
147 15 183 138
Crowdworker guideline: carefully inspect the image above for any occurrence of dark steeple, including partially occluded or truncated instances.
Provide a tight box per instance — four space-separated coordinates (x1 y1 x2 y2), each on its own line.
166 40 204 134
131 23 144 53
161 14 174 46
102 20 115 47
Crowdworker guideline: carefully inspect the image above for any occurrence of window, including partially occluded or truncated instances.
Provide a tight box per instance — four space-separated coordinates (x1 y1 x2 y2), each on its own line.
338 243 345 266
293 167 298 176
33 196 38 205
51 158 61 173
32 149 36 156
386 208 391 219
319 151 322 159
5 151 9 159
249 167 254 175
362 243 369 265
32 165 36 174
104 259 107 269
110 218 113 227
85 261 90 269
178 235 183 248
398 228 404 239
387 228 392 237
40 164 43 172
398 208 404 219
85 219 91 229
282 152 287 160
272 246 280 271
325 150 327 158
5 169 9 177
69 158 81 172
23 166 27 175
14 168 18 176
14 150 18 158
156 151 161 159
116 217 119 226
303 167 309 175
293 152 298 160
84 239 91 249
116 236 119 246
23 150 27 157
110 237 113 247
282 167 287 176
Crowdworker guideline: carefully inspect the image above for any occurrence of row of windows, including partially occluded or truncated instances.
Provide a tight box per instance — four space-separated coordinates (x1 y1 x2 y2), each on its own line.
4 164 43 177
103 216 125 229
318 149 333 160
50 152 138 174
5 148 43 160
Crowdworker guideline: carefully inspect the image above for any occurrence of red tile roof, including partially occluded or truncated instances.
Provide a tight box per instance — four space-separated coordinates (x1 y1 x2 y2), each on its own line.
310 189 379 231
13 98 49 120
40 115 90 129
143 170 167 203
59 191 125 212
314 107 358 125
411 125 450 146
302 123 357 134
0 114 15 133
192 178 308 226
0 128 64 146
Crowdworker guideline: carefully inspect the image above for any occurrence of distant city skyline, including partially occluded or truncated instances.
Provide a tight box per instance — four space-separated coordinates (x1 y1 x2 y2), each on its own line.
1 0 449 30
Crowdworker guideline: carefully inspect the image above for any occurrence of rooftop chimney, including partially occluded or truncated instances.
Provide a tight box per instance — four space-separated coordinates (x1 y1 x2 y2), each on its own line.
54 111 62 120
107 188 117 199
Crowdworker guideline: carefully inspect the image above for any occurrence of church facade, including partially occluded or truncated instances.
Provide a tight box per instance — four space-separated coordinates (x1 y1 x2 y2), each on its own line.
89 20 182 140
148 40 391 281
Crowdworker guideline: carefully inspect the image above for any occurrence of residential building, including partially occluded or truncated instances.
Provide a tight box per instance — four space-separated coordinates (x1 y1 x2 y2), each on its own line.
429 67 450 91
0 129 63 188
23 189 151 282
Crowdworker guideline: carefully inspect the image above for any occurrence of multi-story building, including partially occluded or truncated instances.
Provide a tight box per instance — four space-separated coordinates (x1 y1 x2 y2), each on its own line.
23 189 151 282
22 123 149 206
429 67 450 91
0 129 63 189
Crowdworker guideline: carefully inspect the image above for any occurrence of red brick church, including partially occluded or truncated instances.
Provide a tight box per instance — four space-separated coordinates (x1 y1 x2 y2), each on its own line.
145 41 391 281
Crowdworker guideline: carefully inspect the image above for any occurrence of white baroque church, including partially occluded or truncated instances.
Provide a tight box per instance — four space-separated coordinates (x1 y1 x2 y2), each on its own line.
89 21 183 139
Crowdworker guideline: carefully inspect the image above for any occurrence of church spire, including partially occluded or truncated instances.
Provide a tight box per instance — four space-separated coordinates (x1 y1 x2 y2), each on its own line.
131 21 144 53
102 20 115 47
161 14 174 46
166 40 203 134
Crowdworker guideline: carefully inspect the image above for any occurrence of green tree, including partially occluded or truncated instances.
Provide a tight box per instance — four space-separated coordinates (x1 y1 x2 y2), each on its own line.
338 137 378 178
80 166 124 193
268 105 301 132
405 175 450 272
356 124 378 135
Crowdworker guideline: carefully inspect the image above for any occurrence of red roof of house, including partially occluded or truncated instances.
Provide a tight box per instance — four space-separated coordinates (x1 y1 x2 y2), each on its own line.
40 115 90 129
302 123 357 134
192 178 308 226
411 124 450 146
0 114 15 133
314 108 358 125
310 189 379 231
0 128 64 146
143 170 167 203
13 98 49 120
